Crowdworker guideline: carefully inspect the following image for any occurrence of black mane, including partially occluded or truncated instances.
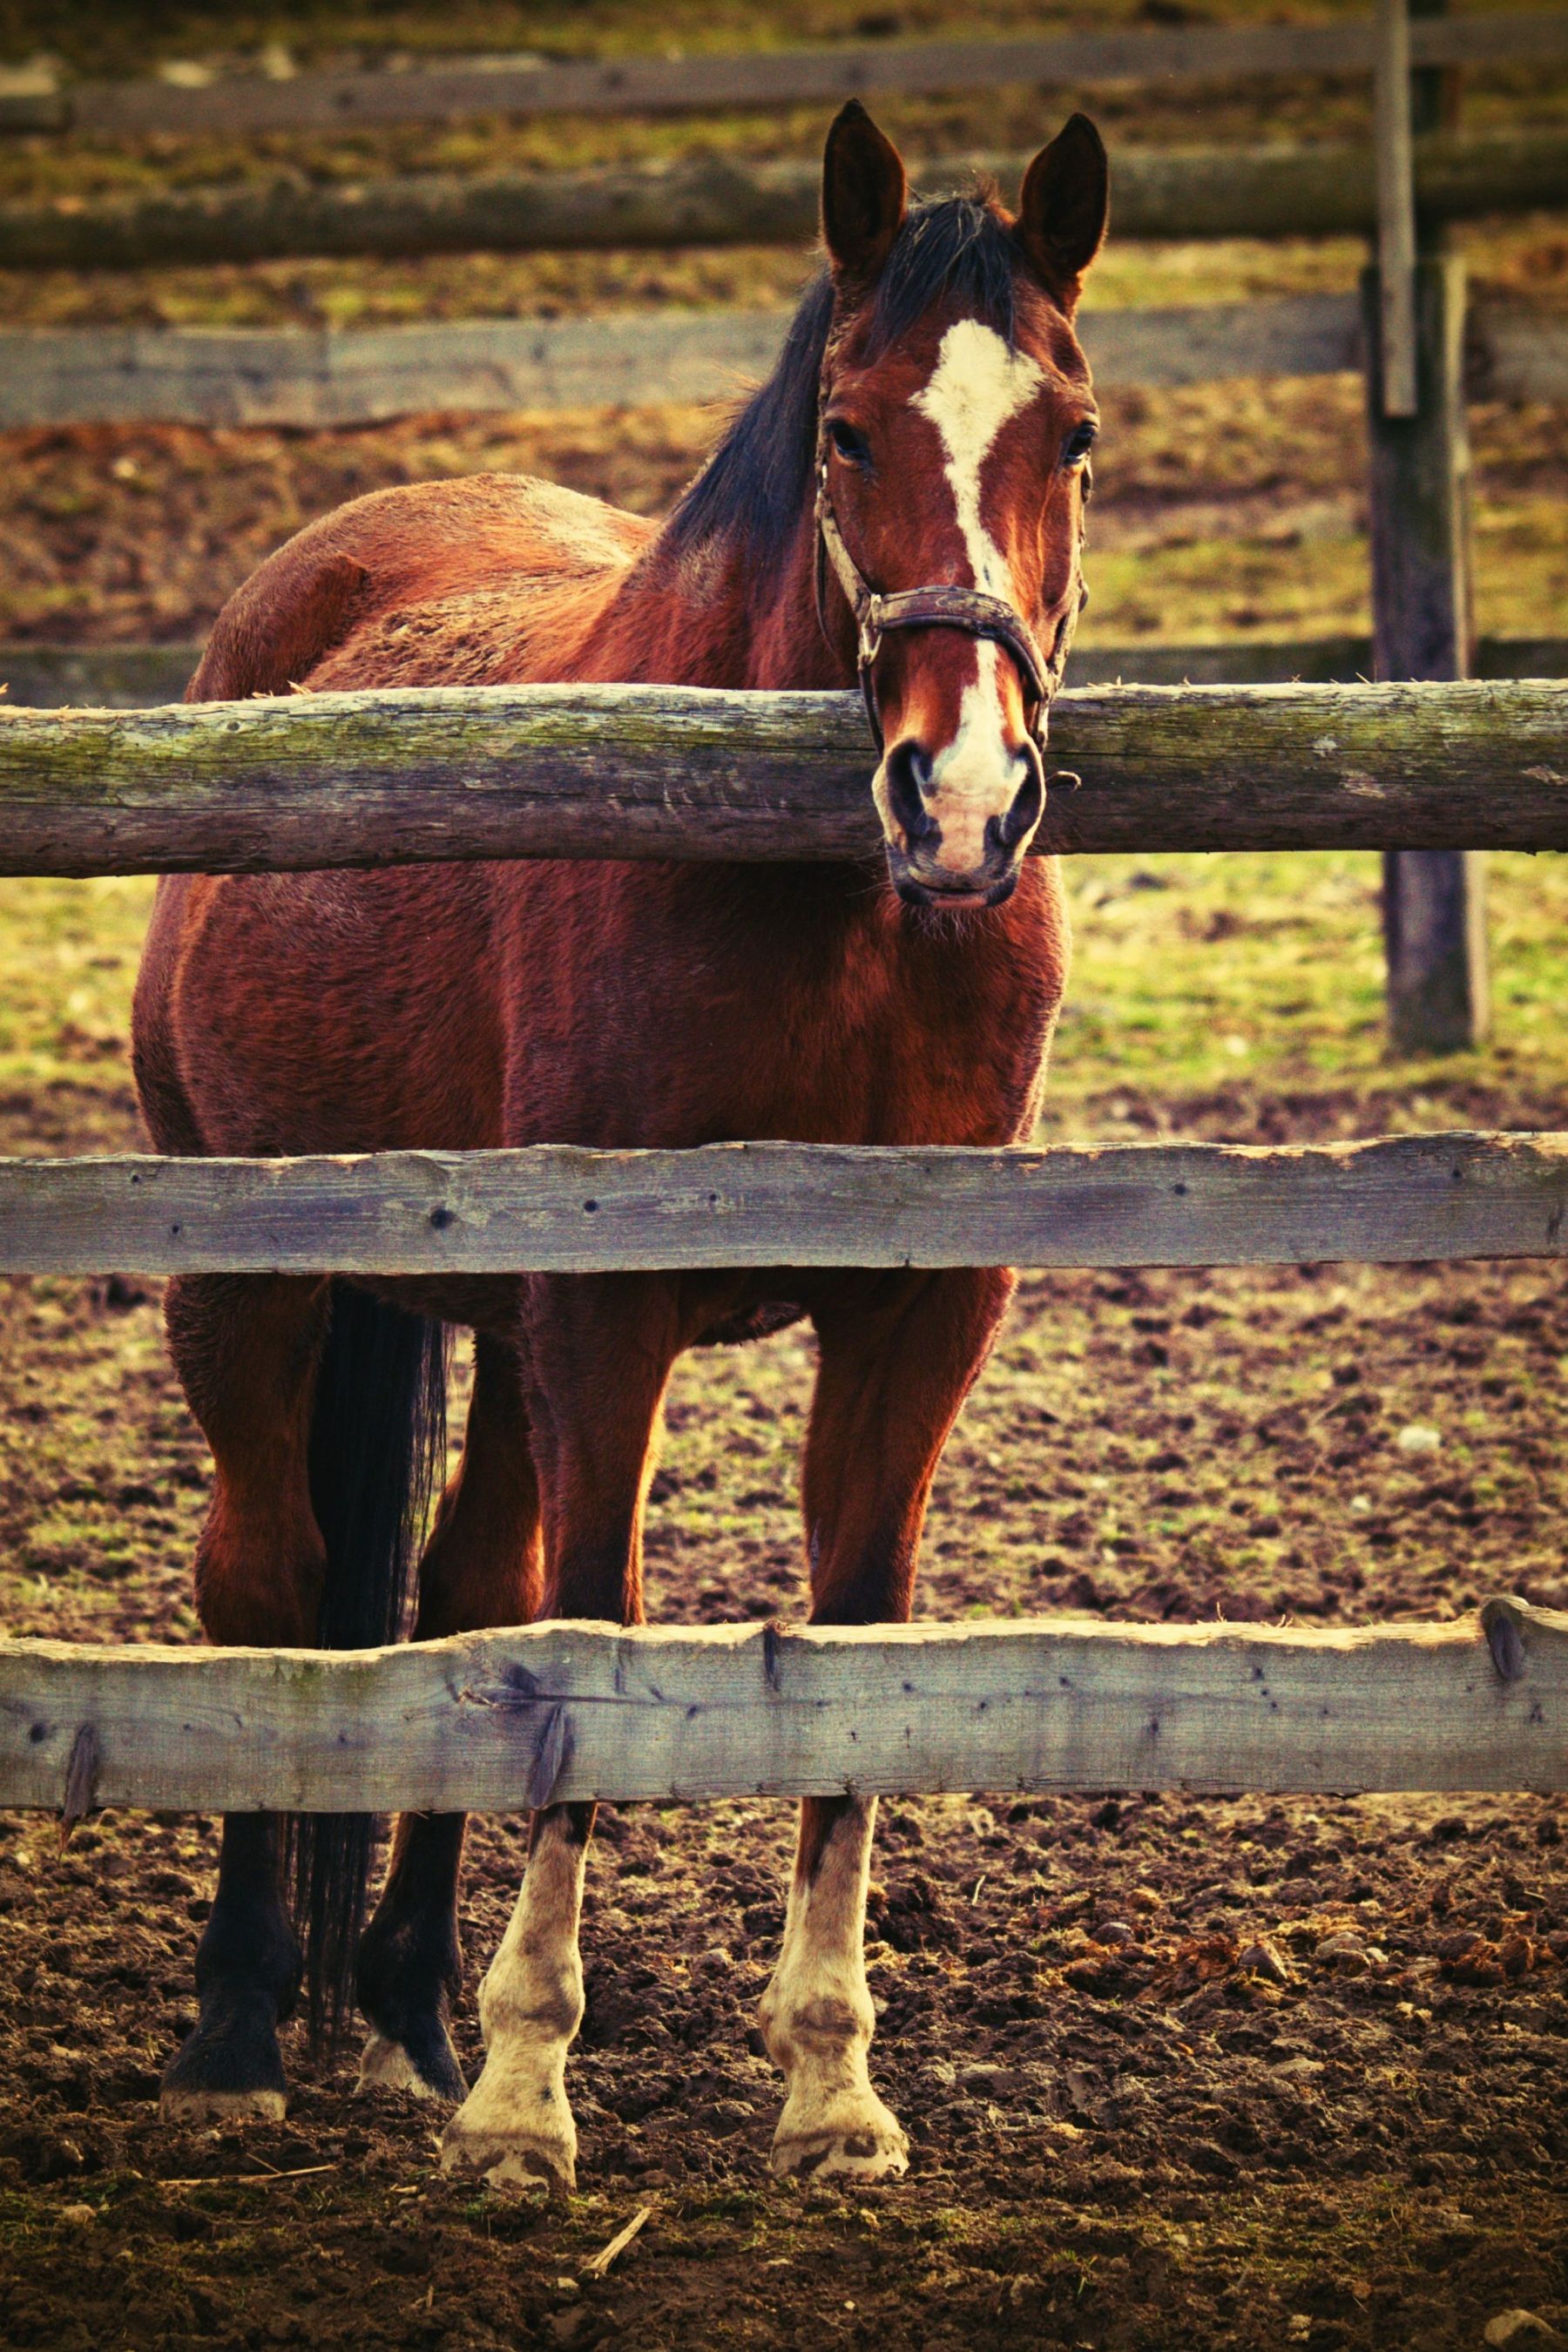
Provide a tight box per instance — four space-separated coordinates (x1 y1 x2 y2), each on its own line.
665 194 1018 571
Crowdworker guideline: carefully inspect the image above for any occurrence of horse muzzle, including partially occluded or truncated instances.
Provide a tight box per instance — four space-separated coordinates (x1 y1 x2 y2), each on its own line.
876 734 1044 911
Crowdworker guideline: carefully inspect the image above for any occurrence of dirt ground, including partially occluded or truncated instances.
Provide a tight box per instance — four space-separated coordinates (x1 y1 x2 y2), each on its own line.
1 1055 1566 2352
3 4 1568 2342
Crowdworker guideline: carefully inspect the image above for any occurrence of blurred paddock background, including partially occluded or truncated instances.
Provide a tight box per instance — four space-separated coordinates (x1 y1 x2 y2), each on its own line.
0 0 1565 1114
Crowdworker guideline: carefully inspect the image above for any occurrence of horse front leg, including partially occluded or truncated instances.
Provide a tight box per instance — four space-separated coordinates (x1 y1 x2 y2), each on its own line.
439 1274 684 2193
761 1266 1015 2181
443 1798 596 2191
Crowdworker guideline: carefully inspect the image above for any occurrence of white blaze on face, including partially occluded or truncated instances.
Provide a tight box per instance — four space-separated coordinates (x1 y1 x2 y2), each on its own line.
908 319 1046 873
913 317 1044 597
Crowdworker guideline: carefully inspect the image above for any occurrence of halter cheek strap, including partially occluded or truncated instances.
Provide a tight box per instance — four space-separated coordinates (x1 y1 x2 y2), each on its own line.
814 436 1071 760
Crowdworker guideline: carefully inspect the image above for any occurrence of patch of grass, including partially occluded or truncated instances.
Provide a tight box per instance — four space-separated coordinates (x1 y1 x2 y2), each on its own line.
1045 848 1568 1119
1084 504 1568 647
0 208 1560 339
1085 528 1375 643
0 875 152 1101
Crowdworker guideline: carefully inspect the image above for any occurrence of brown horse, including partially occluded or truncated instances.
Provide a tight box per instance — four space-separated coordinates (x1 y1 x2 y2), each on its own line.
131 101 1106 2188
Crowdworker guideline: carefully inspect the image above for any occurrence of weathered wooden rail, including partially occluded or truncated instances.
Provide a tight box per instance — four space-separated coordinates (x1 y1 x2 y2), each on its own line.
4 128 1562 271
3 12 1565 139
3 1132 1565 1280
2 679 1565 877
7 287 1562 435
3 1602 1563 1814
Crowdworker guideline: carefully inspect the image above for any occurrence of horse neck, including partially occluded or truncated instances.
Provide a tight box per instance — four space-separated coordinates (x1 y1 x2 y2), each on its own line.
581 508 849 696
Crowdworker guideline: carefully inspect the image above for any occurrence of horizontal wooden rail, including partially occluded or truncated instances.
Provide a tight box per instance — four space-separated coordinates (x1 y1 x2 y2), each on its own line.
3 1132 1565 1279
3 679 1566 876
6 633 1566 711
3 292 1557 433
1 1602 1561 1811
0 308 787 432
4 15 1565 139
3 130 1563 271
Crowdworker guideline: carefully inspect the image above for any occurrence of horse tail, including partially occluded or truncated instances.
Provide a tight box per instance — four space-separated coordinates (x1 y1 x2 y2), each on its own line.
289 1281 449 2051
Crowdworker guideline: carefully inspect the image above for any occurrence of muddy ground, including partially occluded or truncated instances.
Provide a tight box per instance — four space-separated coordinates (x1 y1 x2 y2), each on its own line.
1 1054 1566 2352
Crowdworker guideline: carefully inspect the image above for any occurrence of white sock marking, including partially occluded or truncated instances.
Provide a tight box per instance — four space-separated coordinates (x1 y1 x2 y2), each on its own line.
760 1796 909 2178
440 1808 587 2187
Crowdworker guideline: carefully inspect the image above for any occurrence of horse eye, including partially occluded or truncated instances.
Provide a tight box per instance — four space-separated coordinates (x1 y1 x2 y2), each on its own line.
828 418 873 468
1062 422 1098 469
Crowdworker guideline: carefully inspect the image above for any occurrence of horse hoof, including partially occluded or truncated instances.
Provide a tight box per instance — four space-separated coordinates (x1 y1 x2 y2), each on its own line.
159 2083 287 2125
439 2106 575 2194
771 2110 909 2183
159 2002 288 2125
357 2024 466 2105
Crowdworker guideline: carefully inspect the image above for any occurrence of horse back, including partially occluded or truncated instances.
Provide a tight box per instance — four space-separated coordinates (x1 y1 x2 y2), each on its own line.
186 471 652 701
139 472 648 1159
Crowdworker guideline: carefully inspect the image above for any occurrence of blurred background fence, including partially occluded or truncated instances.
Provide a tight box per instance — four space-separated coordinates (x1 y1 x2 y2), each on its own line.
2 0 1565 1051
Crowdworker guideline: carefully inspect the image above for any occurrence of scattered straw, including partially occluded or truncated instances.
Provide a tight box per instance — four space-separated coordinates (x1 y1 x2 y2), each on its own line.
583 2204 653 2279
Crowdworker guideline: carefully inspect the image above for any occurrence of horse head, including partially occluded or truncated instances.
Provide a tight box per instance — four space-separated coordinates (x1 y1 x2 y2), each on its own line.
815 102 1107 909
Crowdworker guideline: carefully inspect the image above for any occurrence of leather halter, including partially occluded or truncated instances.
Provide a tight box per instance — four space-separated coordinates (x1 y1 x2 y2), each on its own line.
813 424 1065 759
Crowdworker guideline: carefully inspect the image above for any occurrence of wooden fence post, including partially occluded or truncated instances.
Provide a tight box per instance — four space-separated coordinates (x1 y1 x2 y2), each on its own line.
1369 0 1488 1055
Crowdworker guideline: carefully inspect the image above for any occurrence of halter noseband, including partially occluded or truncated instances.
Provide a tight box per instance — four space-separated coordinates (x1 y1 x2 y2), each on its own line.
813 417 1070 760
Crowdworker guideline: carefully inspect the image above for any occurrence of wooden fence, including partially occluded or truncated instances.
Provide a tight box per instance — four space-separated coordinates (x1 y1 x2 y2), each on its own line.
5 286 1563 434
3 11 1565 139
4 679 1567 875
3 672 1568 1814
4 128 1564 273
3 22 1568 1821
4 1605 1565 1815
4 1130 1566 1279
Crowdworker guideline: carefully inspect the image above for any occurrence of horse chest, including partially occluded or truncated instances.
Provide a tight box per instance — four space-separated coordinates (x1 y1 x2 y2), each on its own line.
608 863 1066 1150
519 862 1064 1151
821 944 1058 1144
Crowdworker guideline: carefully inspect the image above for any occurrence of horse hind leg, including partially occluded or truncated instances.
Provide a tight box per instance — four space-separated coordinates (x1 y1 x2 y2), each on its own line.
355 1812 469 2105
159 1274 330 2124
356 1332 542 2105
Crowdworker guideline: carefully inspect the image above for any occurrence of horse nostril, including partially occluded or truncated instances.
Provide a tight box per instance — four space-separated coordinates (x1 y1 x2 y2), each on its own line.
996 757 1044 852
882 739 939 847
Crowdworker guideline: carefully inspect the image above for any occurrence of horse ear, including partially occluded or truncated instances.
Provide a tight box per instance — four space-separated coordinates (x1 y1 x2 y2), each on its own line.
1017 114 1108 306
821 99 908 283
